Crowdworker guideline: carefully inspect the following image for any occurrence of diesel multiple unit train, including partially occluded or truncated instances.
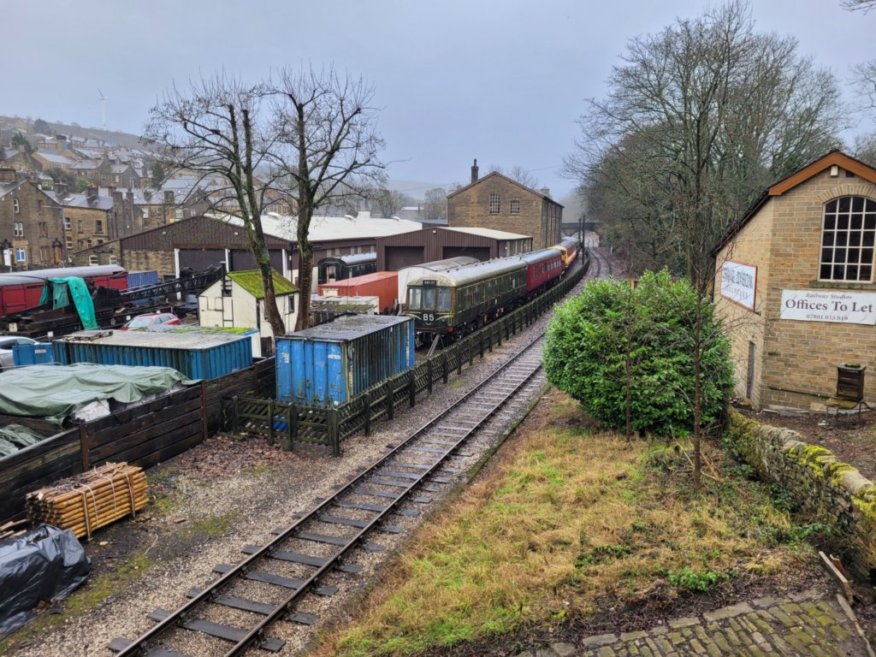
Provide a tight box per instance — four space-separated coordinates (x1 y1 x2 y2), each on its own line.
404 237 579 337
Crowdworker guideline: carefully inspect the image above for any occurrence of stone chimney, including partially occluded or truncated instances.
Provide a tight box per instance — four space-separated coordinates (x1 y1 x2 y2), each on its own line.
57 181 68 197
163 190 174 205
0 168 16 183
87 184 98 200
539 187 551 198
470 158 479 184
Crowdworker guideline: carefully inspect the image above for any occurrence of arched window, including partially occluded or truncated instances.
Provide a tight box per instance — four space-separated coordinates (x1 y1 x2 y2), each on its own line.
820 196 876 282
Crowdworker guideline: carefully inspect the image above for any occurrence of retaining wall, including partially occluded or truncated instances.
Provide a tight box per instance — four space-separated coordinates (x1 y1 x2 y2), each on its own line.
726 411 876 583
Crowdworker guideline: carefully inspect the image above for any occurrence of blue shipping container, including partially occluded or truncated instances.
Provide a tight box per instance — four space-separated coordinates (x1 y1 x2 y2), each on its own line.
53 328 253 380
126 270 160 289
12 342 55 367
276 315 415 406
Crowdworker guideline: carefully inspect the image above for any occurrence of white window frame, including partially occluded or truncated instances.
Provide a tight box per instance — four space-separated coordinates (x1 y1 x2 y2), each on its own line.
15 248 26 262
819 196 876 283
13 198 20 214
13 222 23 237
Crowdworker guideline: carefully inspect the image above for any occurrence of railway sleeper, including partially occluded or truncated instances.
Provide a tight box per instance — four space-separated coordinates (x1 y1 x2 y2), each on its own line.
146 608 286 652
212 563 339 596
107 638 189 657
240 545 362 574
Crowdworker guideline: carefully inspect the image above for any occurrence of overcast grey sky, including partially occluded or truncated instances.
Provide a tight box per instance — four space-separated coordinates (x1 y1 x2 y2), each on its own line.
3 1 873 200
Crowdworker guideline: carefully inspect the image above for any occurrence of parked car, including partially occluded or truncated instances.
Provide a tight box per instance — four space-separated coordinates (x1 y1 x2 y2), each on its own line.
120 312 181 331
0 336 38 371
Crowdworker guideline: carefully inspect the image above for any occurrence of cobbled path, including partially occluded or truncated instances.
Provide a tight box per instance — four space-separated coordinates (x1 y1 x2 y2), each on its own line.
515 589 874 657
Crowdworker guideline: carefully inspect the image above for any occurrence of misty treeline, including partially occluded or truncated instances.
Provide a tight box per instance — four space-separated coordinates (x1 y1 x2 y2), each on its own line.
144 65 385 337
567 0 845 278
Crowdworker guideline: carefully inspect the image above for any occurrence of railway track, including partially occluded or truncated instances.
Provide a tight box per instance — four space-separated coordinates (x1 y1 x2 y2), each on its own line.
109 334 548 657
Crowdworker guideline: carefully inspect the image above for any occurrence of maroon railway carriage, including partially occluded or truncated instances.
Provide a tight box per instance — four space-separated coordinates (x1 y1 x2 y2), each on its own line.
519 248 565 298
0 265 127 317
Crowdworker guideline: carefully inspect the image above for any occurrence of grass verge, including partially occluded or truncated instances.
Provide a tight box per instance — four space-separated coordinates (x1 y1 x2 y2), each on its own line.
314 390 818 657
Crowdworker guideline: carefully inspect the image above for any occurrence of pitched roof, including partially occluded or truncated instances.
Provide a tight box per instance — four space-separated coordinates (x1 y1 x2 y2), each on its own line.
710 150 876 256
218 211 422 242
446 170 563 207
442 226 531 240
227 270 297 298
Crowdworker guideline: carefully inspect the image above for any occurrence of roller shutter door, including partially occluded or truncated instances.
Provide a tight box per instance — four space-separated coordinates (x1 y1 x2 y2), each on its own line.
385 246 425 271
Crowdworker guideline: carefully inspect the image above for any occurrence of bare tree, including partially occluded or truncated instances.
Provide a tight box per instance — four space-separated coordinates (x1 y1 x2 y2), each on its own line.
422 187 447 221
269 66 385 330
143 75 289 341
488 164 539 189
840 0 876 10
370 187 408 218
567 0 843 486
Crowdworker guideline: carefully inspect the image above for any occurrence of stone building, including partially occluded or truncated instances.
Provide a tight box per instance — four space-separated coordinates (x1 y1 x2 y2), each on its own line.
0 168 64 270
447 160 562 249
712 150 876 410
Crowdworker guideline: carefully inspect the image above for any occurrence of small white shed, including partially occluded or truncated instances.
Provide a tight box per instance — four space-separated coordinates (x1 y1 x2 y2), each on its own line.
198 269 298 357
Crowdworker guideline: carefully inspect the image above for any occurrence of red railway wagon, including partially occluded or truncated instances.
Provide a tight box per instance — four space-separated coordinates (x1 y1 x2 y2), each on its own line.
318 271 399 314
0 265 127 316
519 248 565 297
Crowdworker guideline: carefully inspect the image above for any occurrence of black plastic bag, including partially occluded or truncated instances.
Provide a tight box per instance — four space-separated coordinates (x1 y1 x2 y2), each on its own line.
0 524 90 634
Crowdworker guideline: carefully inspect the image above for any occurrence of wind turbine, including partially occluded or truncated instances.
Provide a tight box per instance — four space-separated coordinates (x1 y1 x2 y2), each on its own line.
97 88 107 130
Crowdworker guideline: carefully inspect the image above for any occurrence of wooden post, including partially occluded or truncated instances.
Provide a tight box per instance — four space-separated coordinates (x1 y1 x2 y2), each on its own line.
385 381 394 421
199 381 209 441
290 402 298 444
328 408 340 457
78 424 90 471
364 391 372 436
456 344 462 375
231 395 240 433
284 405 293 451
408 370 416 407
479 332 484 359
427 360 433 394
267 399 275 446
442 352 449 383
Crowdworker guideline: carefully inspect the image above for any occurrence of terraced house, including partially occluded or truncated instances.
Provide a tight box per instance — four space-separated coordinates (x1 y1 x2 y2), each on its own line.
0 167 64 270
713 150 876 411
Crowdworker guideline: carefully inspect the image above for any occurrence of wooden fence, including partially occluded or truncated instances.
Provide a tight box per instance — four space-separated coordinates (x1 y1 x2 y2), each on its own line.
226 258 589 455
0 357 276 524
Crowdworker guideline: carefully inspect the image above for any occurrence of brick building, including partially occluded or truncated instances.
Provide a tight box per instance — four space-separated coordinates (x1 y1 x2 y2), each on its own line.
0 168 64 270
712 151 876 410
447 160 562 249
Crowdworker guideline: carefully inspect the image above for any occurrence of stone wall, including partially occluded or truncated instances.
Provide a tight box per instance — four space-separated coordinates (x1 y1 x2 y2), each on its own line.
726 411 876 583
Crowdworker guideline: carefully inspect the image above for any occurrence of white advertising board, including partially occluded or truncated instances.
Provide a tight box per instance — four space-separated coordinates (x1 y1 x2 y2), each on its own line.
720 261 757 310
780 289 876 325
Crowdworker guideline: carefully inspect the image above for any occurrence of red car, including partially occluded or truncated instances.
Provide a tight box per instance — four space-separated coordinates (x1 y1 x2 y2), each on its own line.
120 312 180 330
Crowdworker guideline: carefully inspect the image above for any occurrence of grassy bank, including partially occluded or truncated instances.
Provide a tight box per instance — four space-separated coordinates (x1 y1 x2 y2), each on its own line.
315 391 819 657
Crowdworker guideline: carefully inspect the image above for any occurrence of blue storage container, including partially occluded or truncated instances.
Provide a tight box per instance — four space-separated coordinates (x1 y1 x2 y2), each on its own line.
53 328 253 380
276 315 415 406
126 270 160 289
12 342 55 366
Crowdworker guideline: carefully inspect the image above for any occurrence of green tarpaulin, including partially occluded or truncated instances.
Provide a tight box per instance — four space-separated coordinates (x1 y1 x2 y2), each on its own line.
37 277 98 330
0 364 196 425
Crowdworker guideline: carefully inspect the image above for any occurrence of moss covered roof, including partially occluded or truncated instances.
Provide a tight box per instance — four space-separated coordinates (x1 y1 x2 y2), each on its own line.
227 270 297 299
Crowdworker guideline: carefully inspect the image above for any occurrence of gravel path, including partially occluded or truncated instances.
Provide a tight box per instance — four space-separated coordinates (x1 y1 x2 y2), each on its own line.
8 256 599 657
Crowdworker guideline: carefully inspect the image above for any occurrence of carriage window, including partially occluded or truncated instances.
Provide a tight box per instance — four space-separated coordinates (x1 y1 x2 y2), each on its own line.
437 288 451 311
422 287 436 310
409 288 422 310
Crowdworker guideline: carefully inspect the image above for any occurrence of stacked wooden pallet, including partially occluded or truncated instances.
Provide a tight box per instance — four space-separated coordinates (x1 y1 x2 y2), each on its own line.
25 462 149 539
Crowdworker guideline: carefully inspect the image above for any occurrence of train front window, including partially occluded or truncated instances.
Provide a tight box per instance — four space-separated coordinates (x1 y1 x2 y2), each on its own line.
422 287 436 310
437 288 451 311
409 288 422 310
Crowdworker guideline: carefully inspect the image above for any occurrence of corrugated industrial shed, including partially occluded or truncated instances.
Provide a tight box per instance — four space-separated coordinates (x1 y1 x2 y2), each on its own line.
374 227 533 271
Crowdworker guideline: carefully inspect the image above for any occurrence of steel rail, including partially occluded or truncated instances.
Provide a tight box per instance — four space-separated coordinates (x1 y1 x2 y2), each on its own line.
113 333 546 657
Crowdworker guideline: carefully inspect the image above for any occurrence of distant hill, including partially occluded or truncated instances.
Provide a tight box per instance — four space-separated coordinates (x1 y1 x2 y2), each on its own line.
0 115 145 149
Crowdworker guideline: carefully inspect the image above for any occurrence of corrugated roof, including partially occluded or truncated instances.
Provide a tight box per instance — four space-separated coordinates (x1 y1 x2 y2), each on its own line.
227 269 297 298
218 211 422 242
442 226 531 240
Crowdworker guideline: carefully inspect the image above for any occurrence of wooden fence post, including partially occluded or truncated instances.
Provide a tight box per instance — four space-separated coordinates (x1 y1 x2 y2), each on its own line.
442 352 449 383
231 395 240 433
364 391 372 436
427 361 433 394
290 403 298 444
284 405 293 451
199 381 209 441
385 381 394 421
328 408 340 457
267 399 275 446
408 370 416 407
479 332 484 359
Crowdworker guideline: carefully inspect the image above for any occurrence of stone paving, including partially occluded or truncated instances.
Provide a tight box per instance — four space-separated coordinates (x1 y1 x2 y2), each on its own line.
514 589 874 657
